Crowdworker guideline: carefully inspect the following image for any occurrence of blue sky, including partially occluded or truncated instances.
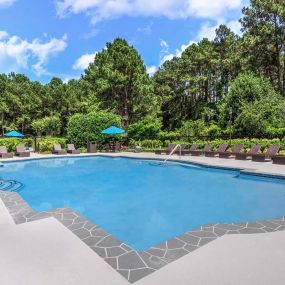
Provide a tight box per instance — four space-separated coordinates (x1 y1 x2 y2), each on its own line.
0 0 247 83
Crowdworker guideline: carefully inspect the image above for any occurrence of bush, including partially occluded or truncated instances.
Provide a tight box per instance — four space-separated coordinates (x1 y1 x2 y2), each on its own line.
206 123 222 139
233 103 268 137
158 131 180 142
179 120 207 138
36 137 67 153
128 137 285 152
128 117 161 140
0 138 33 152
67 110 122 148
191 138 282 151
219 73 278 126
31 116 61 136
130 139 163 149
266 127 285 137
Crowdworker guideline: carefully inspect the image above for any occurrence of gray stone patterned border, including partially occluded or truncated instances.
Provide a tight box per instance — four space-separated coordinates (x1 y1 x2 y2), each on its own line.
1 190 285 283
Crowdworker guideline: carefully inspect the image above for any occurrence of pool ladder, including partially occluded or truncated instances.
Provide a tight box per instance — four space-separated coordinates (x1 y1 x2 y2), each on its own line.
0 180 24 192
164 144 182 163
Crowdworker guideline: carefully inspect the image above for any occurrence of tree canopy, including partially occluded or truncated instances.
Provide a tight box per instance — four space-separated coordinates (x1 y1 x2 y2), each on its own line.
1 0 285 140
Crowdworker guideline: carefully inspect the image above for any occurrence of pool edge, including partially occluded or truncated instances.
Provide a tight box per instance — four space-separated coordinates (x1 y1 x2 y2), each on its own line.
1 186 285 284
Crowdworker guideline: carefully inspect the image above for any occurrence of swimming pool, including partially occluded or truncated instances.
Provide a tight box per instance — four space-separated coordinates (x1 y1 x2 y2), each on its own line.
1 156 285 251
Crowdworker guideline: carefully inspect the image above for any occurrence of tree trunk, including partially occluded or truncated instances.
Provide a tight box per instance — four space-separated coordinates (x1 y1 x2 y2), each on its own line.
1 112 4 136
273 14 282 91
123 87 129 128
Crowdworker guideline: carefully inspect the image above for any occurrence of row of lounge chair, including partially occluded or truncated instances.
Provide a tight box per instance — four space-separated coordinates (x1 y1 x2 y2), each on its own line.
53 144 80 155
0 144 80 159
0 146 29 158
155 144 285 164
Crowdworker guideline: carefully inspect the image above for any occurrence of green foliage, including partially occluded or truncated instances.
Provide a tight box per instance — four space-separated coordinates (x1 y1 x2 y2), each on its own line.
1 0 285 141
207 124 223 139
219 73 278 126
234 103 268 137
31 116 61 136
191 138 283 151
158 131 180 143
84 38 159 127
179 120 207 138
37 137 67 153
0 138 33 152
132 137 284 152
130 139 163 149
31 119 45 136
67 110 122 148
42 116 61 136
127 117 162 140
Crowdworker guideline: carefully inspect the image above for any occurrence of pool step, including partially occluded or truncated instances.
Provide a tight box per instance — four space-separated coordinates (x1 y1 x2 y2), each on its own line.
0 180 24 192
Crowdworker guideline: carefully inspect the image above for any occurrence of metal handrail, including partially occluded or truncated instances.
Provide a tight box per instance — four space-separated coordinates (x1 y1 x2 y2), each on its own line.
163 144 182 163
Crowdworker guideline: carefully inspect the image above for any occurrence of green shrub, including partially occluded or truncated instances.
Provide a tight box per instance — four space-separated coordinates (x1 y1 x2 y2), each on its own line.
130 139 163 149
128 117 161 140
67 110 122 148
0 138 33 152
265 127 285 137
128 137 285 152
206 124 222 139
191 138 282 151
37 137 67 153
31 116 61 136
158 131 180 142
179 119 207 138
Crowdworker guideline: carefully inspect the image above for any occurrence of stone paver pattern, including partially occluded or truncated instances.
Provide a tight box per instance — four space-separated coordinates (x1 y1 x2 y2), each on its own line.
1 190 285 283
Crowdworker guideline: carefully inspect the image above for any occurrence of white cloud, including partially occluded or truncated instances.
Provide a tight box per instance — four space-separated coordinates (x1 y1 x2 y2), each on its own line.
159 18 242 67
137 21 153 35
62 74 80 83
0 32 67 75
146 65 157 76
56 0 244 24
197 20 241 41
227 20 242 35
160 39 169 53
0 0 15 7
0 31 9 40
72 52 97 70
197 22 218 41
160 40 196 64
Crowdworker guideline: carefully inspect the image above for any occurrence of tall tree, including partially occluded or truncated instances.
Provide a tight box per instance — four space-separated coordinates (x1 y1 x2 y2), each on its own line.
84 38 158 127
241 0 285 93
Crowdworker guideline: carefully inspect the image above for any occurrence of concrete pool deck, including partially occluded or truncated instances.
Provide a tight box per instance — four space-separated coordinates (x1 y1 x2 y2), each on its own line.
1 152 285 284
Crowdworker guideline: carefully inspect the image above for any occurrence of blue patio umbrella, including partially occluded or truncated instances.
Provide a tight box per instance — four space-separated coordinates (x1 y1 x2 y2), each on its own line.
101 126 125 135
4 130 25 138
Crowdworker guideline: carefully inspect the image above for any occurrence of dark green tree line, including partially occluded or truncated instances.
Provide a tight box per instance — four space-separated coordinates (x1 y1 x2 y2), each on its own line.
0 0 285 140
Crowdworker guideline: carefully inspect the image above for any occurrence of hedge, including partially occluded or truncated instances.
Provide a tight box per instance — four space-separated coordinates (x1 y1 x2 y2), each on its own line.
0 138 33 152
36 137 67 153
130 138 285 152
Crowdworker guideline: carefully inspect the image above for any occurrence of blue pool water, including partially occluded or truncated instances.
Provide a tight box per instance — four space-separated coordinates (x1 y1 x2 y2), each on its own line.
1 157 285 251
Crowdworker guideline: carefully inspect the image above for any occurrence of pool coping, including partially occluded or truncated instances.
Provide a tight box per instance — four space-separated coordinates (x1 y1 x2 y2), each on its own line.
1 155 285 283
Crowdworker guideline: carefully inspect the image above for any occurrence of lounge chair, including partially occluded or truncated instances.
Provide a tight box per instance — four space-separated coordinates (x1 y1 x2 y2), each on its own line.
205 144 228 157
67 144 80 154
0 146 13 159
251 145 280 162
16 145 30 157
235 145 261 160
190 144 212 156
53 144 67 155
181 144 197 155
272 154 285 165
219 144 244 158
155 144 176 155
